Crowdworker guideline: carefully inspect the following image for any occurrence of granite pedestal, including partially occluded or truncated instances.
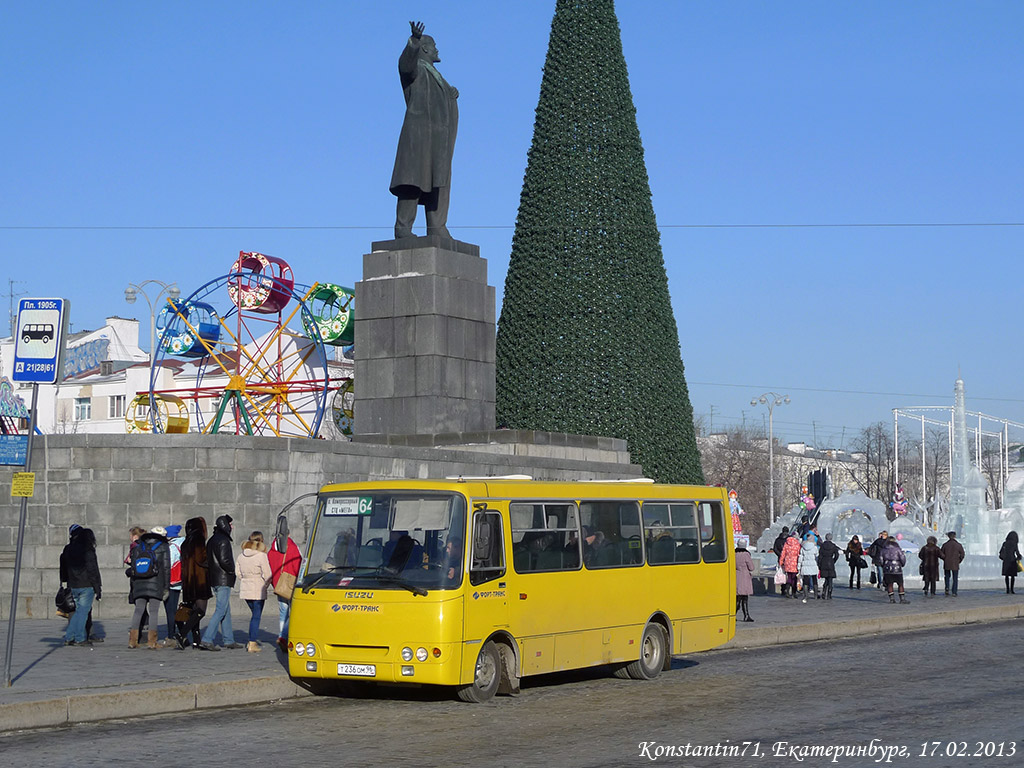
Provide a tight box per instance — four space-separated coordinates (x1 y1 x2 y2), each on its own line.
354 236 496 436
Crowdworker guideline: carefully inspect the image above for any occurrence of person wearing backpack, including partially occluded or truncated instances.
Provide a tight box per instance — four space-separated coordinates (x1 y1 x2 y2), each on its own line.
201 514 241 650
881 536 909 604
124 527 147 634
127 527 171 648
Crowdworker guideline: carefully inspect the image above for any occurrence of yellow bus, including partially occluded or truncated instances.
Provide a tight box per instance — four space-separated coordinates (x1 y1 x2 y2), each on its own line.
287 478 735 702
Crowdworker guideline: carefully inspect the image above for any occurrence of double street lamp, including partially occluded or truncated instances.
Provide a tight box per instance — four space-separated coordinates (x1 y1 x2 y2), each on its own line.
125 280 180 365
751 391 790 525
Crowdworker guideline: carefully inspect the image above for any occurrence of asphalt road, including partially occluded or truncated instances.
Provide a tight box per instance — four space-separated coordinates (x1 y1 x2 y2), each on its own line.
2 621 1021 768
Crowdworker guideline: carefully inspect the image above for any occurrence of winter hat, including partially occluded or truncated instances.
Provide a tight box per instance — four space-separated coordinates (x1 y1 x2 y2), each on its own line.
164 525 182 538
151 526 168 537
68 524 82 535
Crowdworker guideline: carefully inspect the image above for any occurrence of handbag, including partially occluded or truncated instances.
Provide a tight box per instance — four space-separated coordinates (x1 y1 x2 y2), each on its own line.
55 585 76 616
274 570 297 600
773 567 787 586
869 571 877 585
1017 559 1023 573
174 604 193 623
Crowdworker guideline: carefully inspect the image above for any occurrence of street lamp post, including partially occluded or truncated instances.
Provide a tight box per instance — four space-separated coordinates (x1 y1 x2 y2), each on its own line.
751 391 790 525
125 280 180 365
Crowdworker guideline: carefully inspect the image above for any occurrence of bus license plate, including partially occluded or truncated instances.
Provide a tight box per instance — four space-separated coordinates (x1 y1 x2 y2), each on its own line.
338 663 376 677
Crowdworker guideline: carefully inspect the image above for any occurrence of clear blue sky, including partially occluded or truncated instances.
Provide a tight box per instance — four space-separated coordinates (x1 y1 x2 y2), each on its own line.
3 1 1023 447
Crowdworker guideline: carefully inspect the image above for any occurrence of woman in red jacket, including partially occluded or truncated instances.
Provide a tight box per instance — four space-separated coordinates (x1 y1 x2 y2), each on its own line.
267 514 302 652
779 532 802 599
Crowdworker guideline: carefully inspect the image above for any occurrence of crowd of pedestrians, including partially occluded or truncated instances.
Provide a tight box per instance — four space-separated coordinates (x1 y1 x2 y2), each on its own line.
766 519 842 604
756 520 1021 611
58 513 302 650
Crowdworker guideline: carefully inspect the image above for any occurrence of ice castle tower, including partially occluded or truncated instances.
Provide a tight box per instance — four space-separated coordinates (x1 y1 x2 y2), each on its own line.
947 375 997 554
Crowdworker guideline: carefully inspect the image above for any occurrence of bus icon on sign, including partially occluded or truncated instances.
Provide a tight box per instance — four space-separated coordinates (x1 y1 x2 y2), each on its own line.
21 324 54 344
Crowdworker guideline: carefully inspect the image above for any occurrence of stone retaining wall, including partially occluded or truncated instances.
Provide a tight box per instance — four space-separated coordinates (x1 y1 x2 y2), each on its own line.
0 432 640 618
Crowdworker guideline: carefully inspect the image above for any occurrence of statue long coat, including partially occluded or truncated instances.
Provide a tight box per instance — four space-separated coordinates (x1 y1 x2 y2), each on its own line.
389 36 458 197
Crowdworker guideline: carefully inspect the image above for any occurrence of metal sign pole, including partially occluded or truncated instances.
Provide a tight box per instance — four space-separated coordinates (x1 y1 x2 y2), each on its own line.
3 382 39 687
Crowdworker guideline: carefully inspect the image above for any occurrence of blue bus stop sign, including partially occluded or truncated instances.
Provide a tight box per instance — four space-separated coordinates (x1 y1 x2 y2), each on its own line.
12 298 69 384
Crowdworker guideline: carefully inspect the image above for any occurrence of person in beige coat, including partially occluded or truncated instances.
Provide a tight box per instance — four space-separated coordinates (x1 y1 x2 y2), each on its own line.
238 531 272 652
735 543 755 622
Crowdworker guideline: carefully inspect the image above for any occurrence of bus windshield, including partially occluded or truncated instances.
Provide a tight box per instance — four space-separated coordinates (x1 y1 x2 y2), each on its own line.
304 491 467 592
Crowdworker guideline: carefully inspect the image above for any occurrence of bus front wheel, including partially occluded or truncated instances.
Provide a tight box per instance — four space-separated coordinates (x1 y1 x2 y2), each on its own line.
625 623 667 680
457 640 501 703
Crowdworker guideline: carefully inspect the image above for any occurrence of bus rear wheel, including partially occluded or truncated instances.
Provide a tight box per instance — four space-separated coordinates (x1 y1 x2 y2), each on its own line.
457 640 501 703
625 622 667 680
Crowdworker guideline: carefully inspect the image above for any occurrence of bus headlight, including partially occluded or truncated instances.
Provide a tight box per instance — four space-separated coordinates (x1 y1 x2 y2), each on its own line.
306 643 316 657
416 647 428 662
295 643 306 656
401 646 413 661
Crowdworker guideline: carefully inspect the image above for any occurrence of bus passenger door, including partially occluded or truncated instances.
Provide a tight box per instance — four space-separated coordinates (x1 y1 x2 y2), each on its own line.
464 504 509 642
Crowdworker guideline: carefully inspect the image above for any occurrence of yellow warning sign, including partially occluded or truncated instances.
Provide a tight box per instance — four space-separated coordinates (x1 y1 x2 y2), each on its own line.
11 472 35 498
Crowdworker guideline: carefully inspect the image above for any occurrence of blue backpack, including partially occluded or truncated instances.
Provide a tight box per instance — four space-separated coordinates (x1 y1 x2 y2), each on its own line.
130 540 160 579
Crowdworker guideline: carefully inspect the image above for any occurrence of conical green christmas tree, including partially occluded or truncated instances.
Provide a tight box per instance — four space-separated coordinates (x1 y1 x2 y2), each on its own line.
496 0 703 484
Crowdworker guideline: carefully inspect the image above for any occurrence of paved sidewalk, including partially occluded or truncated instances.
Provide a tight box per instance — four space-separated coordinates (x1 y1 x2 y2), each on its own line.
0 606 306 732
726 578 1024 648
2 581 1022 732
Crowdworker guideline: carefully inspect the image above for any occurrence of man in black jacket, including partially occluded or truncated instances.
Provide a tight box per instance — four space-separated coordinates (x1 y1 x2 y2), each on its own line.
200 515 241 650
60 525 102 646
817 533 842 600
773 527 790 596
868 531 888 589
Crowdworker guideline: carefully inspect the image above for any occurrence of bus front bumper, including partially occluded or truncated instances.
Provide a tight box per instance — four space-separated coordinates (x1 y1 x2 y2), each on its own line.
288 642 464 686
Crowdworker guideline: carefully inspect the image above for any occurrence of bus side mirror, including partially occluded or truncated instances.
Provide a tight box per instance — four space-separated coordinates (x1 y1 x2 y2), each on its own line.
473 515 491 560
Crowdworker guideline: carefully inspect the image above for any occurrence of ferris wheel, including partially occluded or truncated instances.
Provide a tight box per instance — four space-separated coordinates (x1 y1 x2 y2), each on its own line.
144 252 355 438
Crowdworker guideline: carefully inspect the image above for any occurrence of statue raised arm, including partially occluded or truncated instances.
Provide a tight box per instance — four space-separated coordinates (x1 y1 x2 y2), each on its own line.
389 22 459 240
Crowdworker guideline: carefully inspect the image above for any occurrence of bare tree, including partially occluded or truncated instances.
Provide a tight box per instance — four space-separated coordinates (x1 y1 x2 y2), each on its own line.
53 400 78 434
700 427 771 535
849 422 895 514
923 427 950 522
979 435 1003 508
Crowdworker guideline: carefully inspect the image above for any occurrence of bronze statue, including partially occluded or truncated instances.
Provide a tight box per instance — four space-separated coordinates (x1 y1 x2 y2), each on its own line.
390 21 459 240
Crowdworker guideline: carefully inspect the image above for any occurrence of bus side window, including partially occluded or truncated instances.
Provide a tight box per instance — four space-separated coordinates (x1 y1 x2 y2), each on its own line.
699 501 728 563
510 502 580 573
469 510 505 586
642 502 700 565
671 503 701 564
579 500 642 569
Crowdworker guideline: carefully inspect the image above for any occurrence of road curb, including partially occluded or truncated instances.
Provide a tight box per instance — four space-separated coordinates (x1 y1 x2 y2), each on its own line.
722 603 1024 650
3 604 1021 732
0 674 312 733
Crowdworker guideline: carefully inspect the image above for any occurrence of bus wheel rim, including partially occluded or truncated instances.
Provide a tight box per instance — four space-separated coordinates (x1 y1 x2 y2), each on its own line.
476 650 497 688
643 630 660 669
